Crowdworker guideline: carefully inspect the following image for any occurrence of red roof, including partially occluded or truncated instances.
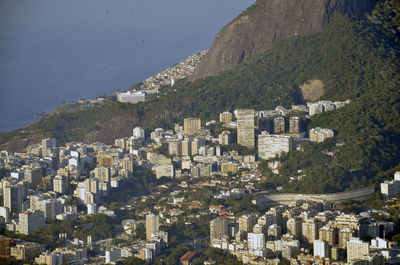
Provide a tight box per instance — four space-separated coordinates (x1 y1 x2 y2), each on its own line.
179 250 197 261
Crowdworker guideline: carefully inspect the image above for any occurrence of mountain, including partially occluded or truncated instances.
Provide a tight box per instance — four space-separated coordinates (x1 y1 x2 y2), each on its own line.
188 0 376 81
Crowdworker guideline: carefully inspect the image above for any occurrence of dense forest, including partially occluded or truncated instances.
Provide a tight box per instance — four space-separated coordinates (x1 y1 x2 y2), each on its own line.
1 1 400 193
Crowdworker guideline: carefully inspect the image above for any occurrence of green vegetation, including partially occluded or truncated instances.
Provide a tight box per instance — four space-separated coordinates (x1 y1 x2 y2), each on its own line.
103 168 157 203
191 247 244 265
2 214 117 248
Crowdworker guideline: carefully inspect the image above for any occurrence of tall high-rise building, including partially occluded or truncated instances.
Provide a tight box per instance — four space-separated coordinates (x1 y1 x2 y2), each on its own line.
37 199 62 219
269 206 283 225
168 139 182 156
314 240 329 258
181 139 192 156
24 168 43 189
18 211 45 235
122 156 135 177
184 118 201 136
41 138 56 156
84 178 99 194
302 219 322 244
53 175 67 194
289 116 301 134
94 166 111 183
210 218 228 244
191 138 205 156
319 226 338 247
287 217 302 240
338 228 354 249
273 117 286 134
3 185 23 213
146 214 160 241
237 109 255 148
239 214 257 232
347 237 369 261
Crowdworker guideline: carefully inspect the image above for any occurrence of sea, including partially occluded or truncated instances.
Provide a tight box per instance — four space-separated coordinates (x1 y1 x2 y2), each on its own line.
0 0 254 132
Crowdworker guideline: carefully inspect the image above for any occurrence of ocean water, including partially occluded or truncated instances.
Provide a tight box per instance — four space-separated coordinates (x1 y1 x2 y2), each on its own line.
0 0 254 132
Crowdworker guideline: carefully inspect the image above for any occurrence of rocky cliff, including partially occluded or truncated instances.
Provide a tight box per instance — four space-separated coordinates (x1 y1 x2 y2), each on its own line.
188 0 376 81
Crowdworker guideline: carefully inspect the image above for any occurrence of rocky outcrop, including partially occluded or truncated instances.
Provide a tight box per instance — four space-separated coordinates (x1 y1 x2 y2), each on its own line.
188 0 376 81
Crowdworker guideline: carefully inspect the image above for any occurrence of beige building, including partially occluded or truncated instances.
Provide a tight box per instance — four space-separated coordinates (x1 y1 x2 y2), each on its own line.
302 218 322 244
220 162 238 175
210 218 228 244
184 118 201 136
53 175 67 194
85 178 99 194
319 226 338 247
237 109 255 148
168 139 182 156
347 237 369 261
41 138 56 156
191 138 205 156
219 111 232 123
24 168 43 189
287 217 302 240
289 116 301 134
122 157 135 175
338 228 355 249
273 116 286 134
94 166 111 183
11 242 45 261
182 138 192 156
239 214 257 232
146 214 160 241
218 131 231 145
310 127 334 143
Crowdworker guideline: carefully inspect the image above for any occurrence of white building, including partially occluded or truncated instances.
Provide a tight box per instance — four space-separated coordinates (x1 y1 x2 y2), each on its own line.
308 103 325 116
87 203 97 215
314 239 329 258
381 172 400 199
248 233 266 250
132 127 145 140
371 237 387 249
258 131 292 160
117 91 145 104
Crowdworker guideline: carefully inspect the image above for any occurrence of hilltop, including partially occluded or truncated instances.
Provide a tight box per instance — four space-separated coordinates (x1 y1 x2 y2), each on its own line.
188 0 376 81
